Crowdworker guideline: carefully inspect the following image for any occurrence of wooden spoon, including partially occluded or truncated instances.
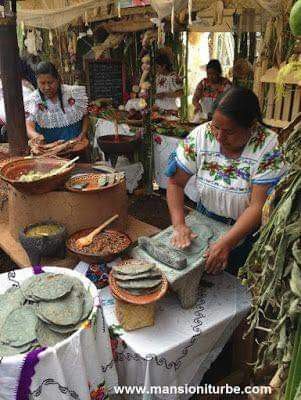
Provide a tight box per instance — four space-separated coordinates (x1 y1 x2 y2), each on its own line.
76 214 119 249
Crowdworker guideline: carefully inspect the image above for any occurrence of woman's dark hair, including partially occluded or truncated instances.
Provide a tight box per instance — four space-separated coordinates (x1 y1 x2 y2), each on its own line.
155 53 173 73
36 61 65 113
207 59 222 75
20 58 37 88
214 86 263 128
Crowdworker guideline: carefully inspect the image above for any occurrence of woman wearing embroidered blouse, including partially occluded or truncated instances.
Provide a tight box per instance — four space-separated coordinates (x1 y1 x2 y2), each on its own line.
192 59 231 120
25 61 89 145
167 87 286 275
154 53 183 113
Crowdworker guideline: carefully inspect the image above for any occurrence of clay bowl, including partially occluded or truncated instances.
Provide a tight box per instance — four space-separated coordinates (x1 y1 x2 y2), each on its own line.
97 135 142 155
19 221 67 266
0 157 75 194
65 173 123 193
66 228 132 264
109 270 168 305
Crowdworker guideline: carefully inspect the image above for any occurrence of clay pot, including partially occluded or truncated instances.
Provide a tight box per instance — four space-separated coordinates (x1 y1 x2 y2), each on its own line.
19 221 67 266
98 135 142 155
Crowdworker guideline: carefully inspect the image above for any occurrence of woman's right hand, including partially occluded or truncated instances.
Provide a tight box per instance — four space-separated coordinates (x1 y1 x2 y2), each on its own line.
171 224 198 249
30 134 44 145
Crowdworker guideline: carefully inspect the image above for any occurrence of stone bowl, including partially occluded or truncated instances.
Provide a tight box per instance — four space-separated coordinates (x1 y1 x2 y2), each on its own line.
0 157 75 194
19 221 67 266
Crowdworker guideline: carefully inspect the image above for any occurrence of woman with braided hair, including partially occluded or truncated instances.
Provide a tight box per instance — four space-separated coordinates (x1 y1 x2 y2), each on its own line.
25 61 89 146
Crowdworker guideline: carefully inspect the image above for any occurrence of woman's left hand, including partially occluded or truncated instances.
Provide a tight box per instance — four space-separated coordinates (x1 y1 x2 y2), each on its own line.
204 239 232 274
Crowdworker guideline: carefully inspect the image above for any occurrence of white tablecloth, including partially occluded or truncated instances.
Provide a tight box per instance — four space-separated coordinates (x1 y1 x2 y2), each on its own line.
75 263 251 400
0 266 118 400
153 134 200 203
92 119 144 193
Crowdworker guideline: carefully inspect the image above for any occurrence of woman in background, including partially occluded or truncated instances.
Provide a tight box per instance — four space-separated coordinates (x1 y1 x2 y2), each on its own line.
155 52 183 114
192 59 231 120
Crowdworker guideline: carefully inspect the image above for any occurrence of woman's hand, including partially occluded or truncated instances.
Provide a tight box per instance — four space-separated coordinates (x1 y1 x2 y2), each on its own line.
31 134 45 145
171 224 198 249
204 238 232 274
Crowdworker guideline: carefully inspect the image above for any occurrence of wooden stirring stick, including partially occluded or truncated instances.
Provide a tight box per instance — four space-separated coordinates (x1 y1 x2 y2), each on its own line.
76 214 119 249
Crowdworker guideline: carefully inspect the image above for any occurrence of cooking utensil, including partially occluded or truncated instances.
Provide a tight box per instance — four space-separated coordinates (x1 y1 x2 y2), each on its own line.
51 156 79 175
76 214 119 249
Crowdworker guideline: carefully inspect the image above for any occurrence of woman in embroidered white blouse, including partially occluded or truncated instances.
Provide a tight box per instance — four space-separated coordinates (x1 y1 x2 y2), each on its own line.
25 62 89 145
155 52 183 113
166 87 286 275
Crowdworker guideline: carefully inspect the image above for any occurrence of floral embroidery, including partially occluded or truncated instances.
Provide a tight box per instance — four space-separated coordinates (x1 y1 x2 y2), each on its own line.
109 325 126 361
89 381 108 400
248 127 271 153
257 148 284 174
205 125 215 142
154 135 162 145
203 160 250 185
86 264 109 289
158 77 166 87
68 97 75 106
175 75 183 85
38 103 46 112
82 320 92 329
181 136 196 161
193 77 231 101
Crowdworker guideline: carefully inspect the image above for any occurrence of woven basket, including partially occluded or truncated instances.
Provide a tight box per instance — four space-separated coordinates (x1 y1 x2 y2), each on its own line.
115 299 155 331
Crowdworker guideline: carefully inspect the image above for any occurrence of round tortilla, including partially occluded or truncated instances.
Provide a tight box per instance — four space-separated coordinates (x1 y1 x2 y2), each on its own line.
36 287 84 326
1 307 38 347
36 320 69 347
21 273 73 301
113 269 162 281
117 278 162 289
113 261 155 275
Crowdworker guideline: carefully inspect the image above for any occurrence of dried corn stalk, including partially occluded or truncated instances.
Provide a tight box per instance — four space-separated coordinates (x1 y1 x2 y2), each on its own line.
240 125 301 399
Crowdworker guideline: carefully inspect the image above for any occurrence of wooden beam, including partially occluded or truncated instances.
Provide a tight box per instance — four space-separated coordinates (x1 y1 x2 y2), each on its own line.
0 17 28 156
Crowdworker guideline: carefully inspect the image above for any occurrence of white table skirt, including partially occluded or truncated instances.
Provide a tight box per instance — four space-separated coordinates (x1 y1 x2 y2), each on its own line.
153 134 200 203
75 262 250 400
0 266 118 400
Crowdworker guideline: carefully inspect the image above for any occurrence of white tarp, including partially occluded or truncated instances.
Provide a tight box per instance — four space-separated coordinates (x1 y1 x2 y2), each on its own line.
17 0 113 29
150 0 188 19
150 0 281 19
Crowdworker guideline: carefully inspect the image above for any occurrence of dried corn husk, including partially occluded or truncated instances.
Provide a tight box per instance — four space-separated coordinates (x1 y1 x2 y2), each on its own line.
240 123 301 398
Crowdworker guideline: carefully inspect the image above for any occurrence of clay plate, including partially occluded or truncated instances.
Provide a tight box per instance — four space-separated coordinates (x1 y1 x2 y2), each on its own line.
109 270 168 305
66 228 132 263
65 173 124 193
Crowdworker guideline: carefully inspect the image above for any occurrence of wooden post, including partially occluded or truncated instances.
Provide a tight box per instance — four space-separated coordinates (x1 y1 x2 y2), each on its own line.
0 16 28 156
